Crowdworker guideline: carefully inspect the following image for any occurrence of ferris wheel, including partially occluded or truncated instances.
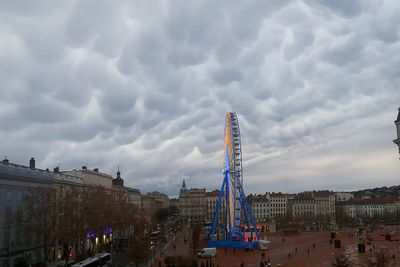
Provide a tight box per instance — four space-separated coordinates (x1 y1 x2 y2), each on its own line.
223 112 243 240
209 112 259 248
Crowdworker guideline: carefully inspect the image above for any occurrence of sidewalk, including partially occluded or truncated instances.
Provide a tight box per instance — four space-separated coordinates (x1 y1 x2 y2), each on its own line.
150 227 192 267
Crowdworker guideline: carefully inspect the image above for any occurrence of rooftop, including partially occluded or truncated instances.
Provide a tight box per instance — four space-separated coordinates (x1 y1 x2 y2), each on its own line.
0 159 53 183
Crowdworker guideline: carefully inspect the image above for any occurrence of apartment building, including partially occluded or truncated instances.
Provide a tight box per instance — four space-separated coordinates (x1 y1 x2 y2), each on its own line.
248 194 270 221
205 190 226 222
313 191 335 218
334 192 354 202
0 158 54 267
179 187 206 224
267 192 288 218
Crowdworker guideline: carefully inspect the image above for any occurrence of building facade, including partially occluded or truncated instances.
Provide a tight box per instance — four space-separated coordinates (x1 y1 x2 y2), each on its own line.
291 198 316 219
267 193 288 218
0 158 142 267
205 190 226 223
313 191 335 218
146 191 169 209
339 199 400 219
179 184 206 224
0 158 54 267
248 194 271 221
141 195 163 220
334 192 354 203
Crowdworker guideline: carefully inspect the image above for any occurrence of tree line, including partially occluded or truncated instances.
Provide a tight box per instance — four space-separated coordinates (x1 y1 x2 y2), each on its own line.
20 185 141 267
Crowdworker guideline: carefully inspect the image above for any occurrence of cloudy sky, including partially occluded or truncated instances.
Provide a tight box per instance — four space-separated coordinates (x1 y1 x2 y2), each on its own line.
1 0 399 196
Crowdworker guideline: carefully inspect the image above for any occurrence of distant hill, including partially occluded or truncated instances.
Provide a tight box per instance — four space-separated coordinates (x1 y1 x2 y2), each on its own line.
352 185 400 199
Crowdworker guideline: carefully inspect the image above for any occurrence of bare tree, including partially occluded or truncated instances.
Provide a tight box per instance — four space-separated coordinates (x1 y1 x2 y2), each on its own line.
367 248 392 267
332 251 352 267
110 190 136 249
57 186 85 266
80 186 113 254
24 186 62 267
128 218 151 267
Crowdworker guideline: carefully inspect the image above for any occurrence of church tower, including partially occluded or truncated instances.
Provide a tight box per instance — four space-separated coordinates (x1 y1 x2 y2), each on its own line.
393 107 400 156
179 179 187 196
112 166 124 187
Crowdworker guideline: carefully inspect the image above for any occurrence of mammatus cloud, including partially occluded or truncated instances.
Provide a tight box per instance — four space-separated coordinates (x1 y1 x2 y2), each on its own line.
0 0 399 196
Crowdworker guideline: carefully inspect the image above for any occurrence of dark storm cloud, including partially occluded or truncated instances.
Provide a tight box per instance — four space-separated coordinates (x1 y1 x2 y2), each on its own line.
0 0 399 196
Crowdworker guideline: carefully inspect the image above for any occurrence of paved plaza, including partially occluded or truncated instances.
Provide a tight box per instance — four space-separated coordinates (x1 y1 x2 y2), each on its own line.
152 226 400 267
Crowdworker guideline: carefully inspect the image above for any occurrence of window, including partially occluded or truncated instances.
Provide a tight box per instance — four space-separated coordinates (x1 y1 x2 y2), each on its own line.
3 228 10 249
6 191 12 201
16 206 23 224
15 228 21 245
5 206 12 222
17 191 23 201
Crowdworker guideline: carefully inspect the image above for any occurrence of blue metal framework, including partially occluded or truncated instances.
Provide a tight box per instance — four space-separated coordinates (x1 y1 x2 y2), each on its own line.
208 112 259 249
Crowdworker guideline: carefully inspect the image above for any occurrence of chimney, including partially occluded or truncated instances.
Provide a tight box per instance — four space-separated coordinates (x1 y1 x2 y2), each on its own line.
82 166 87 170
29 158 35 169
53 167 59 173
93 168 99 172
3 158 9 165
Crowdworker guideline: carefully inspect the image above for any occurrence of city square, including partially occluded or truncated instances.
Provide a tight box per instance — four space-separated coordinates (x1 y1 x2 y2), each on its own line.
151 226 400 267
1 1 400 267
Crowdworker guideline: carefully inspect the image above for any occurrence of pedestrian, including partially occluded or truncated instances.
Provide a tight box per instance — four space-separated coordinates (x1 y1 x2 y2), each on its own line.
307 248 310 255
288 252 291 260
240 262 245 267
295 247 297 252
158 261 162 267
225 248 227 254
393 254 396 263
260 261 265 267
313 243 315 249
261 252 265 259
267 258 271 267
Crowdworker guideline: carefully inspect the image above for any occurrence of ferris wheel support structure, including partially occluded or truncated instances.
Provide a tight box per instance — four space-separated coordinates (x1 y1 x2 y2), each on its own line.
208 112 260 249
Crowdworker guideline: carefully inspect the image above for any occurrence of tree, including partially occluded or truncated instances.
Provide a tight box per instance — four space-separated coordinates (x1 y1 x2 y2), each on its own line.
24 186 63 267
332 251 352 267
191 223 202 253
164 256 195 267
367 248 392 267
57 186 85 266
110 189 136 249
169 205 180 216
335 206 349 227
155 208 170 223
128 237 151 267
13 257 29 267
127 217 157 267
